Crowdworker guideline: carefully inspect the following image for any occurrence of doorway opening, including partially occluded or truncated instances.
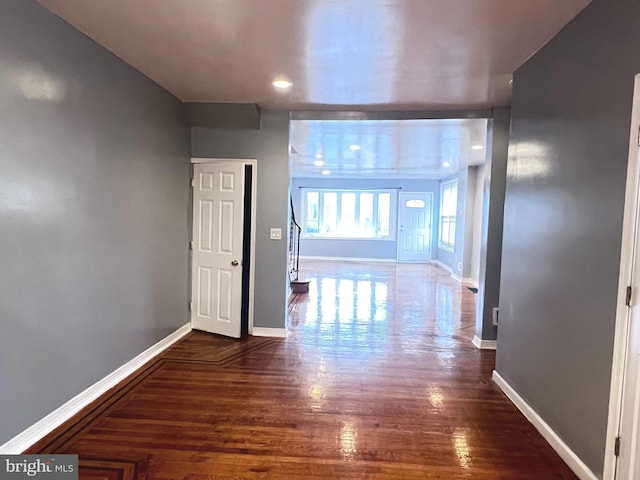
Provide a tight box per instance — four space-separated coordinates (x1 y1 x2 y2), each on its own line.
287 117 489 345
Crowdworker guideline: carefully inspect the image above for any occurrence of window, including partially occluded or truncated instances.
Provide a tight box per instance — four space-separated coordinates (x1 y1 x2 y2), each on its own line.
406 199 425 208
301 189 395 240
439 180 458 250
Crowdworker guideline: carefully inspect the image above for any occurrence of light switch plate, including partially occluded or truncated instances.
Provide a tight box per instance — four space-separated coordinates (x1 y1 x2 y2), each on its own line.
270 228 282 240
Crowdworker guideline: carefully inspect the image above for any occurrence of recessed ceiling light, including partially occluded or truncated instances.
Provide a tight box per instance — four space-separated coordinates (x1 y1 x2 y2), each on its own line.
315 153 323 159
349 144 361 151
272 79 292 89
322 169 330 175
442 162 451 167
314 160 325 167
471 145 484 150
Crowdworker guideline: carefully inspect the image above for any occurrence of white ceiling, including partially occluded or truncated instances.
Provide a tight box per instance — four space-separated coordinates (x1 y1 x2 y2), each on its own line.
38 0 590 110
290 119 488 179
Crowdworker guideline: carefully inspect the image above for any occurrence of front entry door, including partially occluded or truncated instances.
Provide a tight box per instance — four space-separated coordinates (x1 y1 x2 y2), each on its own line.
397 192 432 262
191 161 245 338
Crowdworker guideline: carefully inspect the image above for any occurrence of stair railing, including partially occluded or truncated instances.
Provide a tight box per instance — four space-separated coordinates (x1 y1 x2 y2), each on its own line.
289 195 302 282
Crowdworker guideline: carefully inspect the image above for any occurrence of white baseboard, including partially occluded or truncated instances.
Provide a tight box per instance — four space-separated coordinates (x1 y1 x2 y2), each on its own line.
300 256 396 263
0 323 192 454
251 327 287 338
463 278 478 287
492 371 598 480
431 260 468 283
472 335 497 350
431 260 453 273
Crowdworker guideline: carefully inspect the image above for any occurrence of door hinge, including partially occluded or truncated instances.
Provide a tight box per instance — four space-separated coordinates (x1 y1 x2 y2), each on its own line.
190 241 194 250
626 286 632 306
614 436 621 456
637 126 640 146
191 178 195 188
189 302 193 311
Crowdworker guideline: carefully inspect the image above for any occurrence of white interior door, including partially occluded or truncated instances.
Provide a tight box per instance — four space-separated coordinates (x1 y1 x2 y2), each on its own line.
397 192 432 262
612 74 640 480
191 161 245 338
618 164 640 479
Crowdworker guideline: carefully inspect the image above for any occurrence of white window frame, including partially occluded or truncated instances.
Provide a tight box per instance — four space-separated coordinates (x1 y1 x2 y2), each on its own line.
439 180 458 252
300 188 397 241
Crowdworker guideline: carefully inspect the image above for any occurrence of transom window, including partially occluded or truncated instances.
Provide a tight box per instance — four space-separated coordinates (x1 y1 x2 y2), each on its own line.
301 189 395 240
439 180 458 250
406 199 425 208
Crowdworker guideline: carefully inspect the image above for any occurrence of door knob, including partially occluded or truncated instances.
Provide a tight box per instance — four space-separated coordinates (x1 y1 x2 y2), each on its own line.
231 260 239 266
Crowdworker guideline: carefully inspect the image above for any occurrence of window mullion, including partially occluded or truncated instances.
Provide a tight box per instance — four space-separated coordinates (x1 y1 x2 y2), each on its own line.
373 193 379 236
355 192 361 237
318 192 324 233
336 192 342 233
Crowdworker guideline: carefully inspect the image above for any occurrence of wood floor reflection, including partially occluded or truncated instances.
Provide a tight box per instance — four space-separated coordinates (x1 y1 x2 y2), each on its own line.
29 260 577 479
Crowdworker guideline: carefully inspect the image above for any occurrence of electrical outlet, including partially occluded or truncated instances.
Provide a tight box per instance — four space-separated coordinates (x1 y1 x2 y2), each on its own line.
270 228 282 240
457 262 462 272
492 307 499 326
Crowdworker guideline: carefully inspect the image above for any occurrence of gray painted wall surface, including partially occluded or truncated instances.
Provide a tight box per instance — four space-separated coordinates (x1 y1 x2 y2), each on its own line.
462 167 478 279
291 178 440 260
191 111 289 330
495 0 640 475
470 165 485 283
0 0 190 444
185 103 261 130
475 108 509 342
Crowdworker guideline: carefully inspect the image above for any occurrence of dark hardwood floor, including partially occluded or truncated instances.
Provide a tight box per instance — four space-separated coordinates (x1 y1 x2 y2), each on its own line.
28 261 577 479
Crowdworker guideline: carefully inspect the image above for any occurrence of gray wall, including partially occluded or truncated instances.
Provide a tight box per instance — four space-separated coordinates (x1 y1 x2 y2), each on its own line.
291 177 440 260
469 165 485 283
462 167 478 279
475 108 509 342
0 0 190 445
191 111 290 330
184 103 261 130
495 0 640 476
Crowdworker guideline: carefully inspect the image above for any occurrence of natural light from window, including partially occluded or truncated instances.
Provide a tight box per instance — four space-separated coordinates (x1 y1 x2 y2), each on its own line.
439 181 458 250
406 199 425 208
302 189 395 240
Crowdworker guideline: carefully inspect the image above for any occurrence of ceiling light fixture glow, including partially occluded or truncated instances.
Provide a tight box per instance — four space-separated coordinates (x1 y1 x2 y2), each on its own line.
314 160 325 167
272 79 292 89
349 144 361 151
315 153 323 159
471 145 484 150
442 162 451 167
322 169 330 175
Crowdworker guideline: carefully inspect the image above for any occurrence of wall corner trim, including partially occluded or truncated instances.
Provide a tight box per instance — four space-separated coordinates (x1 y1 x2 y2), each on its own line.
492 371 599 480
471 336 497 350
251 327 287 338
0 323 192 454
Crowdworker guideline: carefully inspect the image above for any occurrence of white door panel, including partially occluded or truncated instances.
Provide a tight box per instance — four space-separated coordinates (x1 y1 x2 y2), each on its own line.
619 268 640 478
191 162 245 338
397 192 432 262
